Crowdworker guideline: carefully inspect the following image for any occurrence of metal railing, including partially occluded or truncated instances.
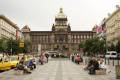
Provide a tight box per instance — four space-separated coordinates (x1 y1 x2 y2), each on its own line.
105 58 120 66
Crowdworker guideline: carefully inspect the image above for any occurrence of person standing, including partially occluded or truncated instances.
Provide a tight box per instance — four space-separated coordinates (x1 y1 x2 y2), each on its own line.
33 57 36 69
89 58 99 75
39 54 44 65
45 53 49 63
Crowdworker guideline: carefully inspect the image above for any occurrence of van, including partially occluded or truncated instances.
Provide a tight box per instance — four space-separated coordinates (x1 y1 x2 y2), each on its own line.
105 51 117 59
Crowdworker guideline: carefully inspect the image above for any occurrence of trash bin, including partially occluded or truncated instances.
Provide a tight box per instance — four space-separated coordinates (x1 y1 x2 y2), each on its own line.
115 65 120 79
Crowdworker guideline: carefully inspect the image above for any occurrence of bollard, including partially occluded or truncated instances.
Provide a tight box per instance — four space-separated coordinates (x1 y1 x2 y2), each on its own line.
117 60 120 65
108 58 110 65
105 58 106 64
112 59 114 66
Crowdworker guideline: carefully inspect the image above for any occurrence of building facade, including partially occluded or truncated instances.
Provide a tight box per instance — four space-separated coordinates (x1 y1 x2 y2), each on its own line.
0 15 19 39
106 6 120 46
22 8 95 55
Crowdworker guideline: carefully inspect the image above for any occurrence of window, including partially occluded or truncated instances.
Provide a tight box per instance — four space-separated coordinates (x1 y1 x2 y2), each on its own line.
112 53 116 55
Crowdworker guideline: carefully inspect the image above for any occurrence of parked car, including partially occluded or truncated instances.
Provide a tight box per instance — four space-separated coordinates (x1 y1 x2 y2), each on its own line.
105 51 117 59
9 56 19 68
0 57 11 71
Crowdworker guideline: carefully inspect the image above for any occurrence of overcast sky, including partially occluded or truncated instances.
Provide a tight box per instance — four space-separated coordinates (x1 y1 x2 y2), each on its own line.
0 0 120 31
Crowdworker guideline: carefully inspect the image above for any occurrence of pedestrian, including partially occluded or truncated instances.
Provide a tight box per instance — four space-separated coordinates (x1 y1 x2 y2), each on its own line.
32 58 36 69
39 54 44 65
89 58 99 75
99 59 106 70
71 54 74 62
0 58 2 62
45 53 49 63
75 55 81 64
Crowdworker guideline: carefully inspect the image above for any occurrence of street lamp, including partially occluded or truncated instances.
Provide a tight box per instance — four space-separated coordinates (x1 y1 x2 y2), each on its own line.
10 38 12 55
10 47 12 54
100 37 107 64
103 37 107 64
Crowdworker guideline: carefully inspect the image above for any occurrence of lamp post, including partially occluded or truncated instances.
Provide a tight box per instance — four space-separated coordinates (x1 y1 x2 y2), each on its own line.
104 36 107 64
100 37 107 64
10 38 12 55
10 47 12 55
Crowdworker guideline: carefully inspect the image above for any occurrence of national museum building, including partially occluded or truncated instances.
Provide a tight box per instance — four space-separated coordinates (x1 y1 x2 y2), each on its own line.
22 8 95 54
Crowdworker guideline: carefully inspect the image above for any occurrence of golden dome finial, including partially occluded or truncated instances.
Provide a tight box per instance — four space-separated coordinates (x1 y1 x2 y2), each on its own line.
60 8 63 13
55 7 67 19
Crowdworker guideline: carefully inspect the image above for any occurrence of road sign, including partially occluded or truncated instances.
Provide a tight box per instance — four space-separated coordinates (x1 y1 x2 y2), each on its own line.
19 42 24 48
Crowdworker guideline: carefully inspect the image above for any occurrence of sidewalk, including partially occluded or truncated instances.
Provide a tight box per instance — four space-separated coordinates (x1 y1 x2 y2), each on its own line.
82 56 119 80
0 59 119 80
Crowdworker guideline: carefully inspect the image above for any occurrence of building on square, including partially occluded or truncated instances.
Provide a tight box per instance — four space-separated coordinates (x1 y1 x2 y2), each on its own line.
0 15 20 39
105 5 120 46
22 8 95 55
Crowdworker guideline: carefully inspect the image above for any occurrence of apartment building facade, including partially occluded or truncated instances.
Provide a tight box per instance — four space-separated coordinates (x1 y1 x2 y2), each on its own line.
0 15 19 39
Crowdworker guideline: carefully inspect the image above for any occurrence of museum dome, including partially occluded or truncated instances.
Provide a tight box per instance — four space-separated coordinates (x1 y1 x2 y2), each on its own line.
55 8 67 19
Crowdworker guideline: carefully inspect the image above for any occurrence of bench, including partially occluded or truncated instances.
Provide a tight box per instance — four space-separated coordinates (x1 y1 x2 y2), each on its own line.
96 69 106 75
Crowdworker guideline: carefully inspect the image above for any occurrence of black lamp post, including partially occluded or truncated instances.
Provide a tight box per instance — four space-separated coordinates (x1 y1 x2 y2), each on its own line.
10 38 12 55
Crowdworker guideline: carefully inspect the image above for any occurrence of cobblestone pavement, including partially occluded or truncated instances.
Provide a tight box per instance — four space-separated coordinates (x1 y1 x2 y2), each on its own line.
0 59 119 80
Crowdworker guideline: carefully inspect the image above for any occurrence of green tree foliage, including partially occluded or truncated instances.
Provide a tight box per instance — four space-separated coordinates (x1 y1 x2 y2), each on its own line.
0 37 8 52
79 42 84 49
6 38 18 54
107 43 116 51
24 40 32 53
79 37 106 56
0 37 32 54
0 38 4 51
115 41 120 53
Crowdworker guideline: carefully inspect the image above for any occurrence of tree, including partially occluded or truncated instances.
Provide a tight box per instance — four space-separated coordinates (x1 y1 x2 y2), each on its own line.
23 40 32 53
79 42 85 49
108 43 116 51
0 37 32 55
81 38 93 56
0 38 4 52
98 39 106 54
116 41 120 53
80 37 106 56
0 37 8 52
6 38 19 54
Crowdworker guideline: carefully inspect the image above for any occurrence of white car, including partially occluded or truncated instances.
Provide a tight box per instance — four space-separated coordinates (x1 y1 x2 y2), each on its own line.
105 51 117 59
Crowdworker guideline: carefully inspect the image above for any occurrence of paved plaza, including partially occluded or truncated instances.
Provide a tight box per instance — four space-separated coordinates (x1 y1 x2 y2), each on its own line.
0 59 119 80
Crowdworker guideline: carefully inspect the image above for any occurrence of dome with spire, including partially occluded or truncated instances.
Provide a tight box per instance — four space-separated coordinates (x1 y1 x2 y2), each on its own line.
55 8 67 19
